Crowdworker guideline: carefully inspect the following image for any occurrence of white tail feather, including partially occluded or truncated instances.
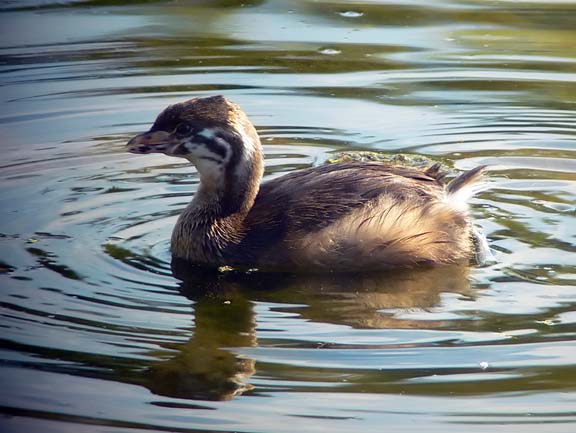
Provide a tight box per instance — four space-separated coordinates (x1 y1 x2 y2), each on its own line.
444 166 489 212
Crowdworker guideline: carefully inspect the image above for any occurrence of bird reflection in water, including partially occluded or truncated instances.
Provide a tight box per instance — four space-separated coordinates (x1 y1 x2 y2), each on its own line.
144 262 472 401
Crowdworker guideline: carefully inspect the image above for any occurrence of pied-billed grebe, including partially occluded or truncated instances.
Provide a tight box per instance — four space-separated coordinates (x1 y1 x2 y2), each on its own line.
127 96 486 272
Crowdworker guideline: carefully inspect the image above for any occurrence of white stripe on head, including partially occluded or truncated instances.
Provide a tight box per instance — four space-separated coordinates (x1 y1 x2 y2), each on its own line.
198 128 217 140
236 122 257 160
190 125 259 181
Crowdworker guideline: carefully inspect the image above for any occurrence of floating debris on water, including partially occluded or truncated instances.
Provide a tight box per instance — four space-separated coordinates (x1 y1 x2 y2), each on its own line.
339 11 363 18
318 47 342 55
326 151 452 171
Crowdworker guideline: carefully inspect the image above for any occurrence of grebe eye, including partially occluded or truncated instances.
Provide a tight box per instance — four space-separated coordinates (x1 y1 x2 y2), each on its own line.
175 123 191 135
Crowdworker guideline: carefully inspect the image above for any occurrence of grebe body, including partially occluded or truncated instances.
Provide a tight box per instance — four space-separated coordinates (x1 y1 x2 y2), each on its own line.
127 96 486 272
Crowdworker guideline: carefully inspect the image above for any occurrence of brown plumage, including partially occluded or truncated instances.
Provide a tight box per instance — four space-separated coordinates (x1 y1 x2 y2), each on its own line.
127 96 487 272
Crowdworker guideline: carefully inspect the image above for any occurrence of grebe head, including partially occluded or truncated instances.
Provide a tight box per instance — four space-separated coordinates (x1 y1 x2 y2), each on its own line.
127 96 261 179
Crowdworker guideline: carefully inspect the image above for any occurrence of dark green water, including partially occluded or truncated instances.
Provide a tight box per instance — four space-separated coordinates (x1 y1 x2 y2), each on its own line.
1 1 575 432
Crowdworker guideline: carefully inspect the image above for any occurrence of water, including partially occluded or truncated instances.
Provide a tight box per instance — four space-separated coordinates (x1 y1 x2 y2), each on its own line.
1 0 575 431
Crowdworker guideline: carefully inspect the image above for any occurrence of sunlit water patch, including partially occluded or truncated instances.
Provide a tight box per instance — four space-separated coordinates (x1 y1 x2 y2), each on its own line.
1 0 575 432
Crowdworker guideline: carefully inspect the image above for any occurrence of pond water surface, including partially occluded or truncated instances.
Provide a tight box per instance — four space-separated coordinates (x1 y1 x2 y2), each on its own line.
1 1 575 432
